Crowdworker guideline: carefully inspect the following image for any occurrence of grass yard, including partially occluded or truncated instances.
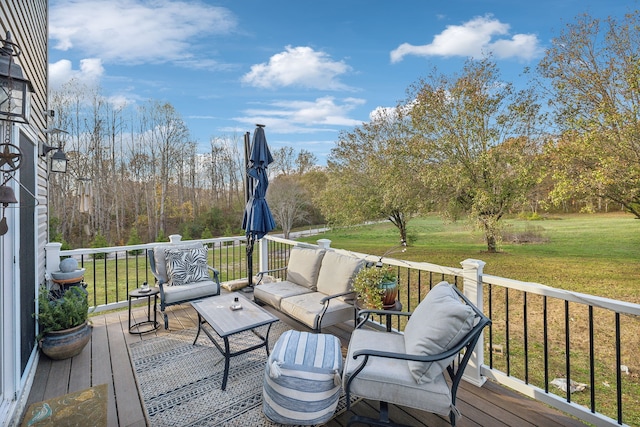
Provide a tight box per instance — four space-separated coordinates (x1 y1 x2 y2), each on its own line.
299 212 640 304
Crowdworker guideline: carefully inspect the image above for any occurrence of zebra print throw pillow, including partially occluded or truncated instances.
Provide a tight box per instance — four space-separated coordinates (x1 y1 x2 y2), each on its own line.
165 247 210 286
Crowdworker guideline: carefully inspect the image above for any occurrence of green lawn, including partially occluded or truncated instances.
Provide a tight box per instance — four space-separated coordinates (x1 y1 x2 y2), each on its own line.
299 212 639 303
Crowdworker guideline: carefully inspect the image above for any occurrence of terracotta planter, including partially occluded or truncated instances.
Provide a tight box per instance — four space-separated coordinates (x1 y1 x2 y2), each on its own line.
40 321 92 360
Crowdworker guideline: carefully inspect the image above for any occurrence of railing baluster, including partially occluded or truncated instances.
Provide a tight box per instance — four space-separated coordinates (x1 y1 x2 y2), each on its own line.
589 305 595 413
505 288 510 375
615 312 622 425
488 283 493 369
543 295 549 393
565 300 571 403
524 291 529 384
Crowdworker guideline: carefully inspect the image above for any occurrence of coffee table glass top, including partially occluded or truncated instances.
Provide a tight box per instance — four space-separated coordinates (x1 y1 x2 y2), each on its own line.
191 292 277 337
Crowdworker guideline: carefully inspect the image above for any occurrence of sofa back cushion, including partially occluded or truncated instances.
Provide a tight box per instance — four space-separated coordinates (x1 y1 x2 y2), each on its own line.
165 247 210 286
286 247 326 290
404 281 475 384
316 251 364 297
152 242 204 283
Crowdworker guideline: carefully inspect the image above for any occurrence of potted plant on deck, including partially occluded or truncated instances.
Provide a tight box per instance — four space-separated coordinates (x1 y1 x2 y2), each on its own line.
353 265 399 310
37 284 92 360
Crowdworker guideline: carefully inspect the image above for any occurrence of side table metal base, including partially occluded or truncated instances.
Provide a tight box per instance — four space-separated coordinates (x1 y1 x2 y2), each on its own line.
128 287 160 335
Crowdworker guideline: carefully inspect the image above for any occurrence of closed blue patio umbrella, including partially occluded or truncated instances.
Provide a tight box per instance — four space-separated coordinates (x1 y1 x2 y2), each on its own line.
242 124 276 287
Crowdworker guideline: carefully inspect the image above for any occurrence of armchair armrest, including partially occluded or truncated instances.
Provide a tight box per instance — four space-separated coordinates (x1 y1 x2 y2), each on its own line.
207 266 220 283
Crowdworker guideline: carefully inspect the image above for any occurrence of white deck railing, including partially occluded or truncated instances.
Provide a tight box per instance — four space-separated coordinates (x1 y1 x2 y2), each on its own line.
45 234 639 426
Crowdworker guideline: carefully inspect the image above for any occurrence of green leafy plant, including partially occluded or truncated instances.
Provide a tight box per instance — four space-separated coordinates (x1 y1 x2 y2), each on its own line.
37 285 89 338
353 266 397 309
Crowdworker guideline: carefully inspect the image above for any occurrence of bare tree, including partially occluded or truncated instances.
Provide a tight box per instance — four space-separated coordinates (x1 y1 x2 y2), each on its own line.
267 175 310 239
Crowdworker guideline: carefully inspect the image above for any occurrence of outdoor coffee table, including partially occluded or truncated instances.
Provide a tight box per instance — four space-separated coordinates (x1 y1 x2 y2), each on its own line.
191 292 278 390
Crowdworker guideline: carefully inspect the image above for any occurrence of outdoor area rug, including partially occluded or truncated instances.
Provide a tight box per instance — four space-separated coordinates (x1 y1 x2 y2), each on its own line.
128 322 359 426
21 383 108 427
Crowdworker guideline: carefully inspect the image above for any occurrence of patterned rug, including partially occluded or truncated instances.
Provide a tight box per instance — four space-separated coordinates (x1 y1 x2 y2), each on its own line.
128 322 358 426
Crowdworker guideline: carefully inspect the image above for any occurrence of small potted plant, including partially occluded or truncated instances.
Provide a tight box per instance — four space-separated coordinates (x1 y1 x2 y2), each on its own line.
37 284 92 360
353 265 398 310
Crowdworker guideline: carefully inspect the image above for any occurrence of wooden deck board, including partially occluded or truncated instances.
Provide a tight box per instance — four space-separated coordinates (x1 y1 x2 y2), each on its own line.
19 298 587 427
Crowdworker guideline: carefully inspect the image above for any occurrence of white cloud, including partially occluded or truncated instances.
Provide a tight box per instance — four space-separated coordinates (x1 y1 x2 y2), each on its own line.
49 0 237 64
49 58 105 90
233 96 365 133
241 46 353 90
390 15 541 62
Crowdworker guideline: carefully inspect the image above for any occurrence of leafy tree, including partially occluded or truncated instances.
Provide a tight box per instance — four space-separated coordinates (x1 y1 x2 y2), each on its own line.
539 11 640 217
407 58 545 252
318 107 425 243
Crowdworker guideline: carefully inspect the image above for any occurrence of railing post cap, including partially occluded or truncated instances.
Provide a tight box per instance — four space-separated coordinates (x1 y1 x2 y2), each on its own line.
317 239 331 249
45 242 63 250
168 234 182 243
461 258 486 269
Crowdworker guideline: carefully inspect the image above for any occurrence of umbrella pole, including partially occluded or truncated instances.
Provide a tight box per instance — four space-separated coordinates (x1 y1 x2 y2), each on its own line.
243 132 251 204
244 234 255 291
244 131 253 291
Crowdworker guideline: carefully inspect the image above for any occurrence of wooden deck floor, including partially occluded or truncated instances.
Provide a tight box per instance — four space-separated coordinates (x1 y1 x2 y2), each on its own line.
19 295 587 427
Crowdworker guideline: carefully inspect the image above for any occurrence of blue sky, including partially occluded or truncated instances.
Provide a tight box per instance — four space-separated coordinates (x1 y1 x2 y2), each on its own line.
48 0 632 165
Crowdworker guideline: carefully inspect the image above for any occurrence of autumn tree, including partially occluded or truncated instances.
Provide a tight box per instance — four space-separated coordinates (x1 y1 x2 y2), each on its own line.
407 58 545 252
539 11 640 217
318 107 425 243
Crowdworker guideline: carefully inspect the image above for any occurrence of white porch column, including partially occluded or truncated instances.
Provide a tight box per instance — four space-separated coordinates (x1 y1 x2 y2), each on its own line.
258 238 269 276
44 242 63 282
461 258 487 387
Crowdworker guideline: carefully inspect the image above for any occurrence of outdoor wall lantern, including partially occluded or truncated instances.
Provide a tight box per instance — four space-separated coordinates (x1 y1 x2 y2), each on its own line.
41 143 68 173
0 31 33 124
0 30 37 235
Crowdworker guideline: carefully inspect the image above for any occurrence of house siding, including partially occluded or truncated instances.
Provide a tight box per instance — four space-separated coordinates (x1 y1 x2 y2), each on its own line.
0 1 49 426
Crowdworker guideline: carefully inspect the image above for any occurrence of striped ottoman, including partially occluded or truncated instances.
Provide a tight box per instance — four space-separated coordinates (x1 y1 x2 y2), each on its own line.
263 330 343 425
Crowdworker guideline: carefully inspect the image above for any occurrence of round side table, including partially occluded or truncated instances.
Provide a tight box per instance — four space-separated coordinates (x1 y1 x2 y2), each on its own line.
128 287 160 334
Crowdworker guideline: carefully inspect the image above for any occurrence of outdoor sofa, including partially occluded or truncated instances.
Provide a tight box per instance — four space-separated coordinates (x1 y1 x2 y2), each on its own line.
253 246 365 332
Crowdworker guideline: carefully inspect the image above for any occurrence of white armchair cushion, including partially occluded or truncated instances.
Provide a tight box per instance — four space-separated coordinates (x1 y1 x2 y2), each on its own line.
286 247 326 290
343 329 453 416
404 282 475 384
165 247 210 286
316 251 364 298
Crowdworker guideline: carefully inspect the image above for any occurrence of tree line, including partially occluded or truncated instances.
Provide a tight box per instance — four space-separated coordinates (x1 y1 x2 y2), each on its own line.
49 11 638 252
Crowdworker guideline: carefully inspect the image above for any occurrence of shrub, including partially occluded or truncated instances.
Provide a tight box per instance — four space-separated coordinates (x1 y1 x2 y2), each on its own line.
37 285 89 338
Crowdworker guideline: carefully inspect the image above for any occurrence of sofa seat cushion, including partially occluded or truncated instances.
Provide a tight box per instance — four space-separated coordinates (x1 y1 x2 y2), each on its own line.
162 280 219 304
404 282 475 384
286 247 326 290
316 251 364 299
254 281 312 309
343 329 453 417
280 292 354 330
